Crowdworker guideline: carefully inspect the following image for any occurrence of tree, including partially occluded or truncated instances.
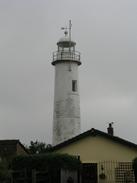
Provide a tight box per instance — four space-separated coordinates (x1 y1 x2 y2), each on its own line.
27 140 52 154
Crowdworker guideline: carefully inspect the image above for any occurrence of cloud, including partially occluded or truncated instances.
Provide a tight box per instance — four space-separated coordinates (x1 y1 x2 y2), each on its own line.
0 0 137 144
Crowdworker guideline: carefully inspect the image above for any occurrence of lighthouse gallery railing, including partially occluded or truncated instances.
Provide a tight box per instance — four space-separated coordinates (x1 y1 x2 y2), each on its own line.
53 51 80 62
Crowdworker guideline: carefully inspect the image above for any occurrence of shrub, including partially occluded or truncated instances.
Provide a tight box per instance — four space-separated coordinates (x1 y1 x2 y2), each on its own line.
12 153 81 171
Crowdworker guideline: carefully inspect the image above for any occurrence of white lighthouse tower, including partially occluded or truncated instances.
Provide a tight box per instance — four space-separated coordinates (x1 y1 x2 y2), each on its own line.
52 21 81 145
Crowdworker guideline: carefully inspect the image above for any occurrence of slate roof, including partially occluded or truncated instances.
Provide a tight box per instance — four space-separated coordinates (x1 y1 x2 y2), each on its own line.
51 128 137 151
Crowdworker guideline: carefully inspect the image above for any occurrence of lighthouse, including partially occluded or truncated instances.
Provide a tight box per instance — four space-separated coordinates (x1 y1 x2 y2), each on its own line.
52 21 81 145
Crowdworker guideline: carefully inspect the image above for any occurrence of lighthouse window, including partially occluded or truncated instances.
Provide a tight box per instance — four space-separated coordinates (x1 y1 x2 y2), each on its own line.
72 80 77 92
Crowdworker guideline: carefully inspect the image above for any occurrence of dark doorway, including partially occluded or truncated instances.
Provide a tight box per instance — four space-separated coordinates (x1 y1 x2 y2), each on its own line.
82 163 97 183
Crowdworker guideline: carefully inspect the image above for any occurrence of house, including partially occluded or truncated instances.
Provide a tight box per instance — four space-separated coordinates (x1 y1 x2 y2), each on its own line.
0 139 28 160
52 125 137 183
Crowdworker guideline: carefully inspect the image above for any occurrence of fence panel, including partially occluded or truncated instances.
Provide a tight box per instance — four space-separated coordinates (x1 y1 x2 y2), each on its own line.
98 161 135 183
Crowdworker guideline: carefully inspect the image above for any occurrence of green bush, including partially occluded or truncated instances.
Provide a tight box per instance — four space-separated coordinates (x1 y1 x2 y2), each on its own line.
12 153 81 171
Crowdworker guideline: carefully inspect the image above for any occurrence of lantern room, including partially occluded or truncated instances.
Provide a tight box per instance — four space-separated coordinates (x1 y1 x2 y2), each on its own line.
52 31 81 65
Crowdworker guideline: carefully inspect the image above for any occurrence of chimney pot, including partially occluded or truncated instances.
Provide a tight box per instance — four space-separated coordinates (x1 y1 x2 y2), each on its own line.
107 122 114 136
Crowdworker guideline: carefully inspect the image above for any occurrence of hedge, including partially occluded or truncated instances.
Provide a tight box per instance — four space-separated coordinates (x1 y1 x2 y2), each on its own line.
12 153 81 171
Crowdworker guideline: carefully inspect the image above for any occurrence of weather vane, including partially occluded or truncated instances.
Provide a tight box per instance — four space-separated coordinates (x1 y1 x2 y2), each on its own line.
61 20 72 41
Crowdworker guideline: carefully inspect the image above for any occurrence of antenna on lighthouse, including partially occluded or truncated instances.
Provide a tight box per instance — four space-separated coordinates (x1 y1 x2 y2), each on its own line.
61 20 72 41
69 20 72 54
69 20 72 41
68 20 72 71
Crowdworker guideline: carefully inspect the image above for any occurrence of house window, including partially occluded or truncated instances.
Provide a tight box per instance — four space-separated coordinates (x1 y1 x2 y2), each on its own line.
72 80 77 92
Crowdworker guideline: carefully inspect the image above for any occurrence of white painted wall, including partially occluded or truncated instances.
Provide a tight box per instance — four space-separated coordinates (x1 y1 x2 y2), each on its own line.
52 61 81 145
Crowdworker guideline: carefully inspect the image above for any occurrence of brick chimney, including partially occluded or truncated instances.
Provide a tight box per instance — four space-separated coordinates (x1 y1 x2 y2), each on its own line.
107 122 114 136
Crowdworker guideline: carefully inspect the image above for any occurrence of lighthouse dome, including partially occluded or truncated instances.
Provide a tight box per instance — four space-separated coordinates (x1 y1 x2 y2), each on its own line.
57 36 76 48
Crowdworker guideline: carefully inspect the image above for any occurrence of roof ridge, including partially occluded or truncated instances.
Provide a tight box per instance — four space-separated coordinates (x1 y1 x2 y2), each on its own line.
51 128 137 151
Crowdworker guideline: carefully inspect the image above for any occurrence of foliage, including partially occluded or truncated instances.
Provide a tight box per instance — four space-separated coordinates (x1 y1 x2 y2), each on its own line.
133 157 137 182
27 140 52 154
12 153 81 171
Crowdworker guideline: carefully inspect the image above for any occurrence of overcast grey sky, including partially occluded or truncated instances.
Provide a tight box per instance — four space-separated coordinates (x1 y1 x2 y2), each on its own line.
0 0 137 145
